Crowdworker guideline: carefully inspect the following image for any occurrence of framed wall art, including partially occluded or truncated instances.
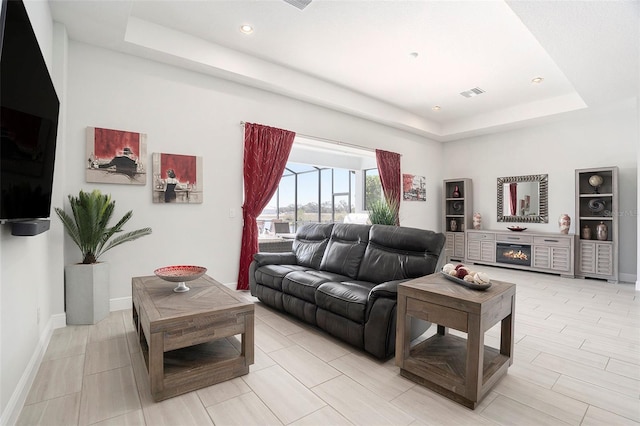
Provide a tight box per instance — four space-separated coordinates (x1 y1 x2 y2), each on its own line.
403 174 426 201
86 127 147 185
152 152 203 204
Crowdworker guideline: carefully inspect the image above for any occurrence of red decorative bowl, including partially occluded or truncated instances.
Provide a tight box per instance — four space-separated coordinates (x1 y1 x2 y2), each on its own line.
154 265 207 292
507 226 527 232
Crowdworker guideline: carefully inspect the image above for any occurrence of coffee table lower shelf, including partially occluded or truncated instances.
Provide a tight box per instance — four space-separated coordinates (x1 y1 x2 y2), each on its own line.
138 335 249 400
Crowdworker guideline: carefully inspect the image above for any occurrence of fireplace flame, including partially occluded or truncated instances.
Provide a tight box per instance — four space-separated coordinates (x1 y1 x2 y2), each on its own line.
503 250 529 261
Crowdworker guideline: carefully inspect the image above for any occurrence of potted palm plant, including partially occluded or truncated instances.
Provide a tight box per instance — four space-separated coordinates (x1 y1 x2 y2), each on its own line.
55 189 152 324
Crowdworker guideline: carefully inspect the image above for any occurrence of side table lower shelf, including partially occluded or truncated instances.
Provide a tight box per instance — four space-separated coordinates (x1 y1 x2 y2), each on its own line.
400 333 510 407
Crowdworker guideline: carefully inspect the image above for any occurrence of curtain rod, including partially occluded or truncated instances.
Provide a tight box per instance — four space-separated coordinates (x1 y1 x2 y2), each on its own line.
239 121 375 153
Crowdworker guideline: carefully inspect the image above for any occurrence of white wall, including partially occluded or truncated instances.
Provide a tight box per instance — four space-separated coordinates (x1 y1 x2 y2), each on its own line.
64 41 443 301
0 0 66 420
443 101 638 282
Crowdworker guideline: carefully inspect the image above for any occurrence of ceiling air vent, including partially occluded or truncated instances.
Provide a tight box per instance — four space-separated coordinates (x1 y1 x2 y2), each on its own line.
460 87 485 98
283 0 312 10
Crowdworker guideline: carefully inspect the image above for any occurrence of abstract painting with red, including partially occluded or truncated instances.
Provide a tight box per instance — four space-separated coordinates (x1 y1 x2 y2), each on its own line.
152 152 203 204
86 126 147 185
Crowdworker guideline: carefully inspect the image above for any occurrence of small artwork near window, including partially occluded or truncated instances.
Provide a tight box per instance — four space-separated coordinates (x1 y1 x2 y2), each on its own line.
403 174 426 201
152 152 203 204
86 127 147 185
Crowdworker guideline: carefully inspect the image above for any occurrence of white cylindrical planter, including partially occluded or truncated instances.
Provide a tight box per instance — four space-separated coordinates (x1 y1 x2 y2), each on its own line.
65 262 110 325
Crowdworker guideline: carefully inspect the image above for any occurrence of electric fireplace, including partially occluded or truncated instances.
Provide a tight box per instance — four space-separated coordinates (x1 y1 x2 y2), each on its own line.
496 243 532 267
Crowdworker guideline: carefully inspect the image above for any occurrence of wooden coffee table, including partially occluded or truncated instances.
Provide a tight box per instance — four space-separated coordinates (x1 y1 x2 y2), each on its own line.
132 274 254 401
395 273 515 409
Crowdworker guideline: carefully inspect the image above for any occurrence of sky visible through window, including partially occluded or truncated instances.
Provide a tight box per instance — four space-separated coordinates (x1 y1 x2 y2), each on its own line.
259 162 356 226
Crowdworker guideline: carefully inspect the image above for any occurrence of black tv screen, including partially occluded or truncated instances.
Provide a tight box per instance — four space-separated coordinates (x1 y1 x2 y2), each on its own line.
0 0 59 222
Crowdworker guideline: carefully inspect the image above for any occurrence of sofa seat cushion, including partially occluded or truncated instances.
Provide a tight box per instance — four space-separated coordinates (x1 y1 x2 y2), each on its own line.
255 264 307 292
282 271 331 303
316 281 376 323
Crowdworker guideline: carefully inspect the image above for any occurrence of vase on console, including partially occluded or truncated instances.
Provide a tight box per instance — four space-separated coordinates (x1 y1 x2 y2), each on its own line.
558 214 570 234
596 221 608 241
452 185 461 198
473 213 482 230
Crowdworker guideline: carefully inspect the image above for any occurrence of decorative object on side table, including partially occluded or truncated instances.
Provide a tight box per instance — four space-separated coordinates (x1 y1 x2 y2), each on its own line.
154 265 207 292
596 221 608 241
55 190 152 324
442 263 491 290
588 174 604 194
558 214 571 234
581 225 592 240
507 226 527 232
452 185 461 198
473 212 482 230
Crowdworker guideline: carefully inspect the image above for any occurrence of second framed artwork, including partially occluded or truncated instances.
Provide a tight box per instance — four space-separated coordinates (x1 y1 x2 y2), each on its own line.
152 152 203 204
403 174 426 201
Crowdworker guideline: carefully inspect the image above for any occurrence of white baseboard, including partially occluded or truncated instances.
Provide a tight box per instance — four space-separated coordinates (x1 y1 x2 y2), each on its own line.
1 314 63 426
619 273 638 285
110 296 132 312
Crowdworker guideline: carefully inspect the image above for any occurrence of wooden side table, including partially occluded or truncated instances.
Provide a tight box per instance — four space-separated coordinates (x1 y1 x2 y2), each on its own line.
395 273 515 409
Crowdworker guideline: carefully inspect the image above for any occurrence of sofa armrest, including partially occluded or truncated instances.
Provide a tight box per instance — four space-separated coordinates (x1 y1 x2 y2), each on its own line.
253 252 297 267
368 279 407 301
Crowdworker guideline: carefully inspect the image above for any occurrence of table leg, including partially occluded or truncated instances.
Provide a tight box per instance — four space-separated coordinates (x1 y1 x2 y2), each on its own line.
242 311 255 365
437 325 448 335
500 294 515 364
149 332 164 399
395 294 410 367
466 312 484 404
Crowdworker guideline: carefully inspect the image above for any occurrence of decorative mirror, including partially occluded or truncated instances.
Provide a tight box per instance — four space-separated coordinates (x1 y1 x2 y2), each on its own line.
497 174 548 223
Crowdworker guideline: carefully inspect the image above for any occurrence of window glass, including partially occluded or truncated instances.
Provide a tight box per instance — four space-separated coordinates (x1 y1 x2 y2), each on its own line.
333 169 350 193
364 168 382 209
297 170 319 224
333 194 350 223
277 174 295 227
320 169 332 223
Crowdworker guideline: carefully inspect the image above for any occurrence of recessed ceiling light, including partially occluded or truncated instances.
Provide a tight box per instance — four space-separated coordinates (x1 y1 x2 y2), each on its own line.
240 25 254 34
432 105 441 111
531 77 544 84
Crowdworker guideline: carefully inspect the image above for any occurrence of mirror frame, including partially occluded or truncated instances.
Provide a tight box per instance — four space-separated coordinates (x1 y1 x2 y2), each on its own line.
497 174 548 223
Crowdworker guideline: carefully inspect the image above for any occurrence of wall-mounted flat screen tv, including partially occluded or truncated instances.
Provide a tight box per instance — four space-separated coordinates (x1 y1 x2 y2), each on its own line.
0 0 60 222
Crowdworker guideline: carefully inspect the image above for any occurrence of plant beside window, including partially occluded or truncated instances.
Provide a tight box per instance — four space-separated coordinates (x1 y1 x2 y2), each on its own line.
368 198 398 225
55 189 152 264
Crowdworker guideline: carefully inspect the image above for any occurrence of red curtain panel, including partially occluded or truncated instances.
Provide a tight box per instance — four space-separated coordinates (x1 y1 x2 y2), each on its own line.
375 149 401 225
236 123 295 290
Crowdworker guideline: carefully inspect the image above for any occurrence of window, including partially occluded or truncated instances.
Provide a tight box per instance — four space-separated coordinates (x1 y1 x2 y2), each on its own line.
364 168 382 209
259 162 356 232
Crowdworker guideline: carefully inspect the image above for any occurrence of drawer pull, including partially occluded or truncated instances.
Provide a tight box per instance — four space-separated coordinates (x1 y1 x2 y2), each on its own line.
544 239 559 243
507 237 519 240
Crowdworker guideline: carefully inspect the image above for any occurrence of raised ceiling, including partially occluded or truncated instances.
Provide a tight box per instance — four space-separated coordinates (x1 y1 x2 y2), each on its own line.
49 0 639 141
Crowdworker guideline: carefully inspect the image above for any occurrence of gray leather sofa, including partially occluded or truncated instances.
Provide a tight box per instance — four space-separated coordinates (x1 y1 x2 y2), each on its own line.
249 222 446 358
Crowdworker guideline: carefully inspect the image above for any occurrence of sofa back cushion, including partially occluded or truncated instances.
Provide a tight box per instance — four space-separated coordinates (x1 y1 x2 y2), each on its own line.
319 223 371 279
293 223 334 269
357 224 445 284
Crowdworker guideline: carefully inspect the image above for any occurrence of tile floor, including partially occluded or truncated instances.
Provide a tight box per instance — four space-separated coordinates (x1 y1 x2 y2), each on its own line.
16 265 640 425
